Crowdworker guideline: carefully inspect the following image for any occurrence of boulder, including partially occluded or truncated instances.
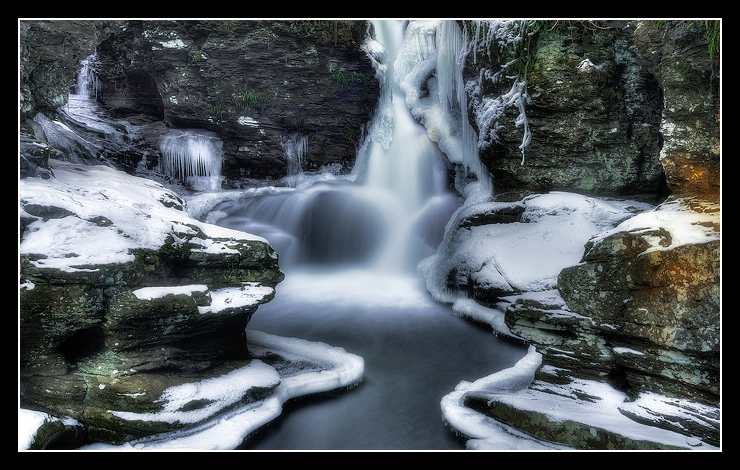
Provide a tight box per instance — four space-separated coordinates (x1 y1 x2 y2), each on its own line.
19 160 284 444
556 197 720 403
486 197 721 448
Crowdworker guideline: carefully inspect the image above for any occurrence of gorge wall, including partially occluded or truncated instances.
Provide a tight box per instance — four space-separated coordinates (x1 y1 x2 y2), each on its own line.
21 20 380 184
462 20 719 203
443 20 720 449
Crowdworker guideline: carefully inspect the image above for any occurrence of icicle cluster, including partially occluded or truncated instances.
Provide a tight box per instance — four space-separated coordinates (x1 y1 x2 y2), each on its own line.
437 20 493 197
159 129 223 182
463 20 533 165
281 133 308 175
389 20 493 202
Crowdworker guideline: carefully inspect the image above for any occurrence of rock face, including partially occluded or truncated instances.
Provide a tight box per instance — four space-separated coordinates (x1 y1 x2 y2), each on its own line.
92 20 380 183
631 21 720 200
20 20 103 116
555 198 720 402
463 20 718 204
20 20 380 184
19 161 284 445
445 20 721 449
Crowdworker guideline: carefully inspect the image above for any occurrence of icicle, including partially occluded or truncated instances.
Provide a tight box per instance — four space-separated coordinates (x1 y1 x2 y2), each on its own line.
159 129 223 182
438 20 493 198
463 20 532 167
281 133 308 175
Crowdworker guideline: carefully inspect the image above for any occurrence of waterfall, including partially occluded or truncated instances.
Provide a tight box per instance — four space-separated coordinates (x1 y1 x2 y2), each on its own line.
210 21 474 276
382 20 494 204
356 20 450 214
74 53 101 99
159 129 224 189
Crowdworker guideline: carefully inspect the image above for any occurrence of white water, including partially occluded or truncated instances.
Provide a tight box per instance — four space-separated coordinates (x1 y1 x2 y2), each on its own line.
203 20 528 450
75 53 101 99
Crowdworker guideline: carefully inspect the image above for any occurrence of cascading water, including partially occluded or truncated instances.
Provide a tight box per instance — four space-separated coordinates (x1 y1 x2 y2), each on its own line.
33 52 133 164
213 20 461 275
203 20 529 450
75 53 101 98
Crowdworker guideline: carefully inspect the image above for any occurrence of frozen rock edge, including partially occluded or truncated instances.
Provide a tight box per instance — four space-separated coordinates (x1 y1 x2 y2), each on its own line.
20 331 364 450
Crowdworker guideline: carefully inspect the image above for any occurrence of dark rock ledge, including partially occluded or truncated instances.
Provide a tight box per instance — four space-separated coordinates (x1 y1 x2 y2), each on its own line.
19 160 286 446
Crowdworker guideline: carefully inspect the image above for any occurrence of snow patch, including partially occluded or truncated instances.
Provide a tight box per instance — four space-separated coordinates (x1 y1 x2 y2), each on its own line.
132 284 209 300
198 285 275 314
587 198 720 255
419 192 651 308
19 160 268 273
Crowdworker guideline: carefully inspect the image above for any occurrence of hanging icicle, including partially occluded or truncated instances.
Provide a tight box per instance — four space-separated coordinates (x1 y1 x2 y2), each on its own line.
281 133 309 176
159 129 223 182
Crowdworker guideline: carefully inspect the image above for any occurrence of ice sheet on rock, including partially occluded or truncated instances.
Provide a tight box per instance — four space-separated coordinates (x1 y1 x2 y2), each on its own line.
18 409 80 451
474 376 719 450
451 297 516 339
71 331 364 450
109 359 280 425
440 346 567 449
198 285 276 314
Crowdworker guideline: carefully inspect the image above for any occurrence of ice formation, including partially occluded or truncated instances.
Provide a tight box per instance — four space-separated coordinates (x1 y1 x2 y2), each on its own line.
281 133 308 176
158 128 223 183
463 20 533 165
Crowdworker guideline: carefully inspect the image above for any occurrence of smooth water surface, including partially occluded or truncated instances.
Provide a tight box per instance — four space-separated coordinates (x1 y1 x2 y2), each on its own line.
238 270 529 450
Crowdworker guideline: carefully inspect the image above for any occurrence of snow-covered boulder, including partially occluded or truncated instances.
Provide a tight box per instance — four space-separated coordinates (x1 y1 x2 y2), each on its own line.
19 160 285 445
556 197 720 401
419 192 651 304
462 196 720 449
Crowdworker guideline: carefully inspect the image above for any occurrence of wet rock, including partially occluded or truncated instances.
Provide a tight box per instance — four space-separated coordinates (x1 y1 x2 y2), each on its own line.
557 198 720 404
464 20 719 205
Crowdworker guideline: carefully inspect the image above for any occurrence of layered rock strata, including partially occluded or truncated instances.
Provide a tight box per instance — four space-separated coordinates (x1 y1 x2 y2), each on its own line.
19 160 284 445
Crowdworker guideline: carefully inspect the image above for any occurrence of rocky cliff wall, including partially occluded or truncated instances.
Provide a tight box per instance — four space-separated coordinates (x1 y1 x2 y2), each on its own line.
21 20 380 185
92 20 380 183
449 20 720 449
462 20 719 203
